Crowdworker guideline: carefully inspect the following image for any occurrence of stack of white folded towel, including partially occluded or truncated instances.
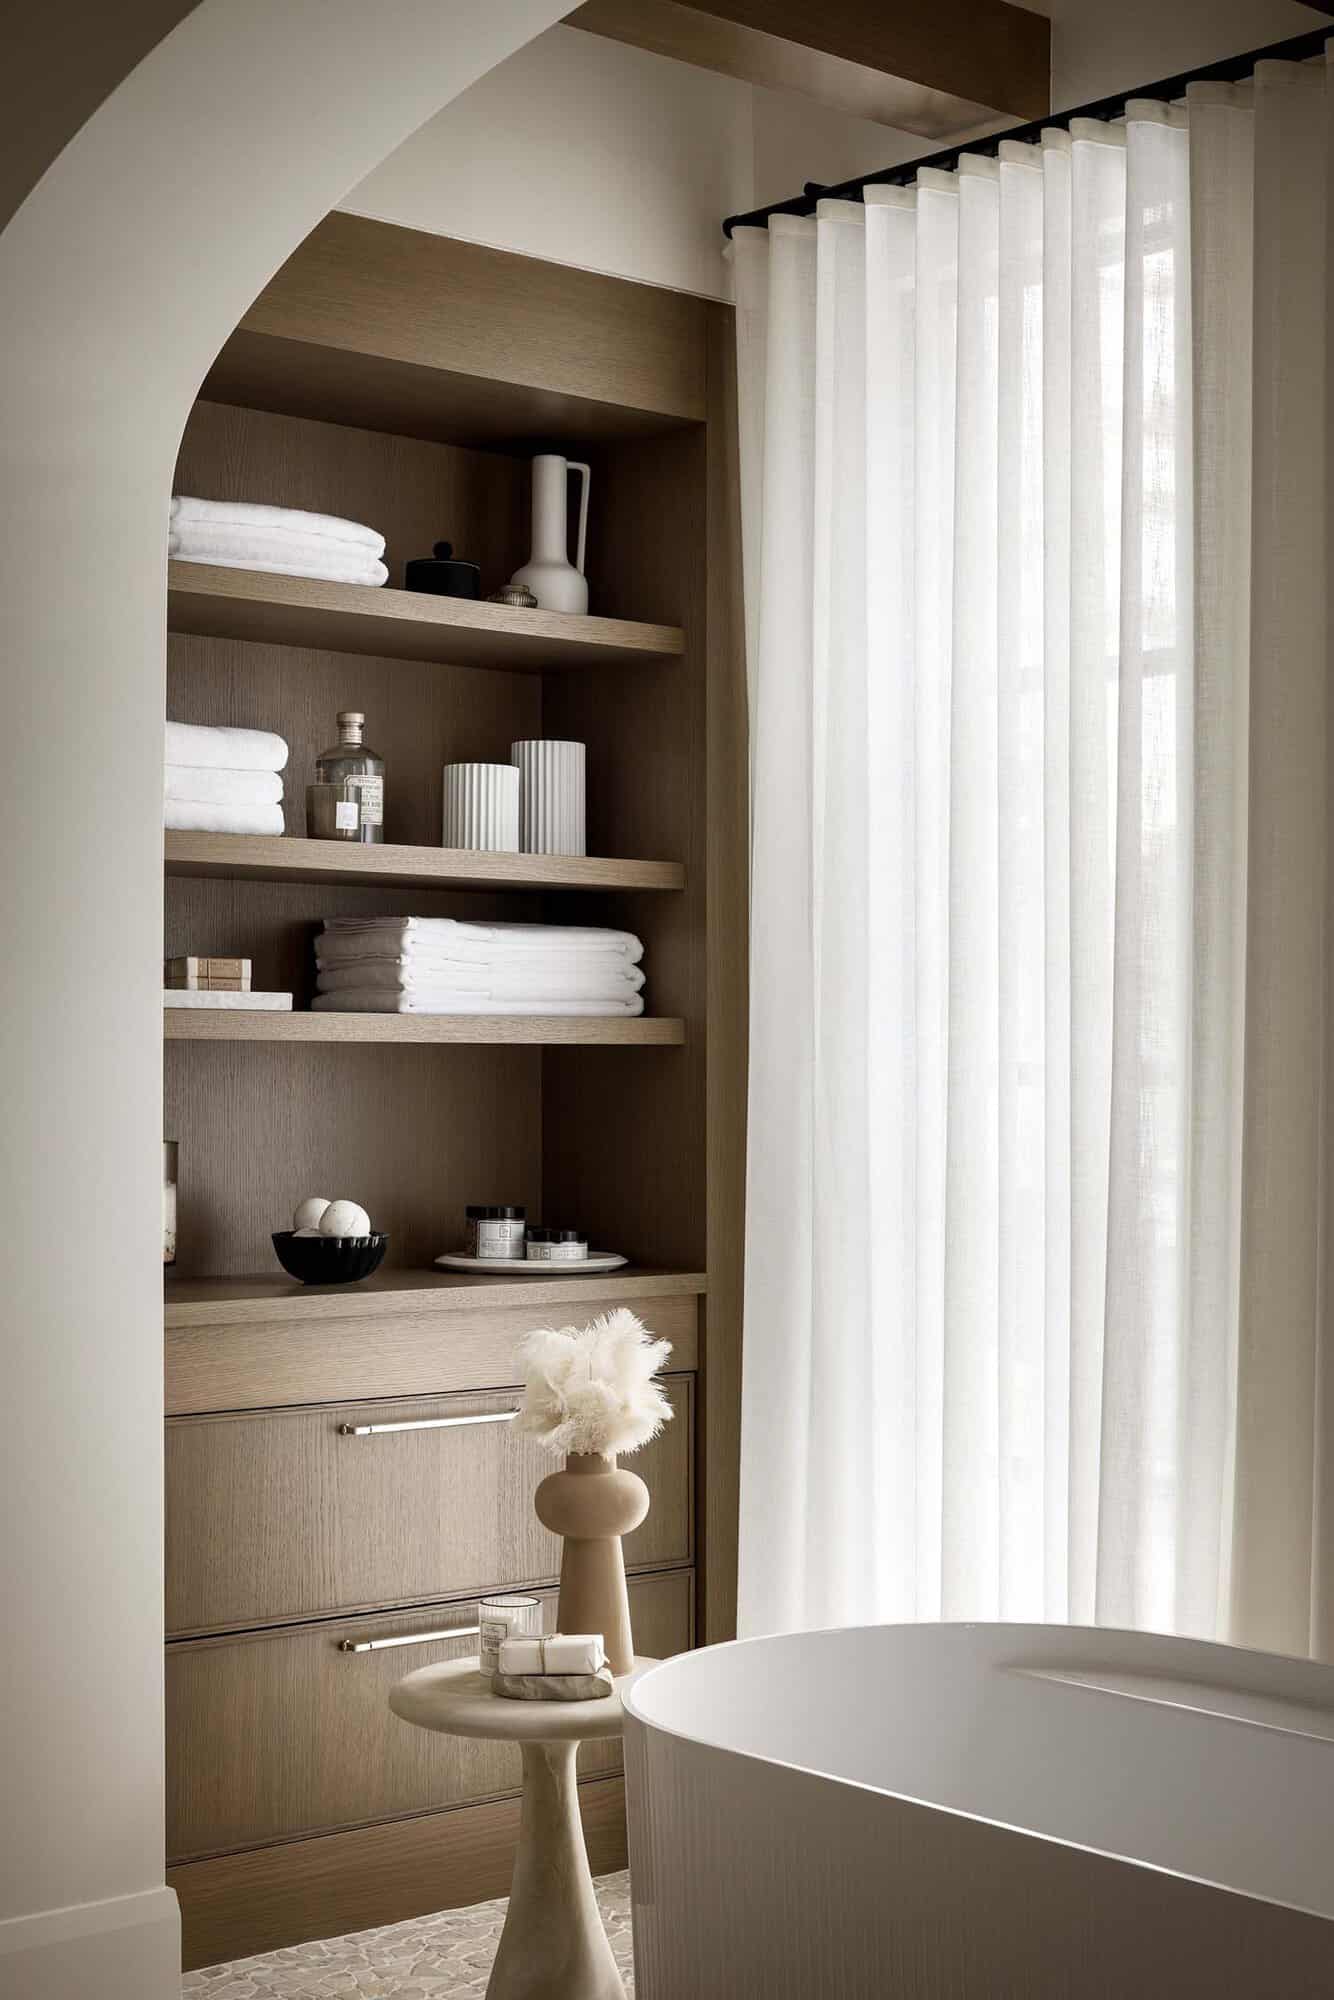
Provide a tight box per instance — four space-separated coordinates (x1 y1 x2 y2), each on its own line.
312 917 646 1016
165 721 288 836
170 496 388 586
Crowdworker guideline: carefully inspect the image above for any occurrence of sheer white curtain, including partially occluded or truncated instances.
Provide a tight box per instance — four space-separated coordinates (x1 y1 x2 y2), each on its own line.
735 56 1334 1656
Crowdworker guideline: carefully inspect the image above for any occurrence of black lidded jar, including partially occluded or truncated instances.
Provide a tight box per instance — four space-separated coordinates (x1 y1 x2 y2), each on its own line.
405 541 482 599
465 1203 526 1259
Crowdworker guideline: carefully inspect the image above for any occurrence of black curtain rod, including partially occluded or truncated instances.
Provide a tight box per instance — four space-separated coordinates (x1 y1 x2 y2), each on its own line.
721 24 1333 237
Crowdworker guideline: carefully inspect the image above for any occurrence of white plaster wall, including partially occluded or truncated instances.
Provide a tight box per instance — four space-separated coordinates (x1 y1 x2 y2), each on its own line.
0 4 569 1994
344 3 1330 300
342 24 917 299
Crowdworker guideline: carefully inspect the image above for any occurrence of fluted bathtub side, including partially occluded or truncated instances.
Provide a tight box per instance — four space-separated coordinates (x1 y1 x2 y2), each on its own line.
623 1626 1334 1999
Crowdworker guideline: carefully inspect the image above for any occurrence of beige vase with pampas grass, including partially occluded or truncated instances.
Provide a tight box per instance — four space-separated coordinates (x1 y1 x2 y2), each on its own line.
517 1308 672 1676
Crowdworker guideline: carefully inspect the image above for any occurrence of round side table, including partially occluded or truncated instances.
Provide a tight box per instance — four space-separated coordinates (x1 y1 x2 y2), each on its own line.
389 1656 653 2000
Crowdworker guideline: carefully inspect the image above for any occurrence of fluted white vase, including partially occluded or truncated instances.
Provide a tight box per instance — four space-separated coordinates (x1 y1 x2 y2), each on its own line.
511 740 586 855
443 763 519 851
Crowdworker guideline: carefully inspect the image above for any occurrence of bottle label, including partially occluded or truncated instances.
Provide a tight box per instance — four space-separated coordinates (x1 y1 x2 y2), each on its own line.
335 800 359 832
349 775 384 827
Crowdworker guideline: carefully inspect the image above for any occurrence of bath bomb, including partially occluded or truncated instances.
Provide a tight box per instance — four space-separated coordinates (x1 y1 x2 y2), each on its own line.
293 1195 332 1232
292 1227 323 1239
318 1198 371 1239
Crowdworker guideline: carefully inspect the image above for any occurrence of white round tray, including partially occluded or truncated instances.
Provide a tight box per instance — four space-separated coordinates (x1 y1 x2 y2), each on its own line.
434 1251 628 1276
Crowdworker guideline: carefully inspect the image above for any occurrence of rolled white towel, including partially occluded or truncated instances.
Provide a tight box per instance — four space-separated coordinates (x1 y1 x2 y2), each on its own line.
165 800 285 836
165 764 284 806
171 495 385 555
166 721 289 773
170 540 389 588
311 990 644 1016
498 1634 607 1677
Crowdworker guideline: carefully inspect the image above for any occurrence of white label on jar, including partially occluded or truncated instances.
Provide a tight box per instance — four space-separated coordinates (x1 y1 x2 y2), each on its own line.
479 1617 509 1675
548 1240 588 1261
526 1242 552 1261
349 774 384 827
335 799 359 831
477 1217 525 1259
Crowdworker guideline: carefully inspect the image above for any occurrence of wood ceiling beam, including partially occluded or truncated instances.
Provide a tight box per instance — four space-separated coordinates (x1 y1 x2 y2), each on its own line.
564 0 1051 135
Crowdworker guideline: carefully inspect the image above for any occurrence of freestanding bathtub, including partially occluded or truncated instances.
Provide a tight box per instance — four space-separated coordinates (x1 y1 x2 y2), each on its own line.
623 1623 1334 1997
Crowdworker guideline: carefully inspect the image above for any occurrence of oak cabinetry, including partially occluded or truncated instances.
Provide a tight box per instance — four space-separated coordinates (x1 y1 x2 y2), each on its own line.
164 218 744 1969
166 1378 692 1637
167 1569 692 1862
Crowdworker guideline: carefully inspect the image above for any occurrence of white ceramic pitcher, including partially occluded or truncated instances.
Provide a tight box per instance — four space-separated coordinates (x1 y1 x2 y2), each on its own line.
509 454 590 614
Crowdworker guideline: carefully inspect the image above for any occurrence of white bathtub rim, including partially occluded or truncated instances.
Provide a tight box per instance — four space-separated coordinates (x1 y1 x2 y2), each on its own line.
624 1621 1334 1928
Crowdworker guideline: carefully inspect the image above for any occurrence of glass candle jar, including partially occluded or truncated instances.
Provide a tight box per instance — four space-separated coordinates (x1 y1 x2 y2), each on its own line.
478 1592 542 1675
466 1205 526 1260
163 1141 178 1266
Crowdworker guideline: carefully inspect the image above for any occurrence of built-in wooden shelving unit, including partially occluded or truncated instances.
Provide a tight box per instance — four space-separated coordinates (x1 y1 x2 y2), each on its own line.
168 561 684 672
164 1009 684 1045
164 1264 707 1326
164 830 684 892
164 212 745 1971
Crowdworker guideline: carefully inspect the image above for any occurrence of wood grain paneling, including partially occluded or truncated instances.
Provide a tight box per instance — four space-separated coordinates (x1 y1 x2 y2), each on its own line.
164 1032 540 1275
166 630 540 850
701 301 747 1644
166 1568 690 1862
205 217 709 438
171 1775 630 1973
168 560 684 672
541 431 707 1275
567 0 1050 125
165 1379 692 1635
164 1288 700 1413
176 399 527 597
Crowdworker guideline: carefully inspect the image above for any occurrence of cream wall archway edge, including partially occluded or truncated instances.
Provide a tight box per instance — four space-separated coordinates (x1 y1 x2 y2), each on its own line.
0 6 570 1994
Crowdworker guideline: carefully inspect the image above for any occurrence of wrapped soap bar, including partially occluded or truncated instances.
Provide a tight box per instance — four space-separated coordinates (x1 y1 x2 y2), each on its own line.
492 1670 614 1703
497 1633 607 1678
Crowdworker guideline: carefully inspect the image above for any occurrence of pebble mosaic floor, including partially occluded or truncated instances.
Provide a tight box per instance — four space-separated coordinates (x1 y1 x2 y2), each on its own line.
180 1870 635 1998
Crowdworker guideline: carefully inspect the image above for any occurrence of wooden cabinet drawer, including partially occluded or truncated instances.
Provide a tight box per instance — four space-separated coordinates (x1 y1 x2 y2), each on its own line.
166 1567 692 1862
166 1378 692 1637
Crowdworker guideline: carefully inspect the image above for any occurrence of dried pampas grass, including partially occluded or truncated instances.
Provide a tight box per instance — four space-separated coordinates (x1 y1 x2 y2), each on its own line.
516 1308 673 1459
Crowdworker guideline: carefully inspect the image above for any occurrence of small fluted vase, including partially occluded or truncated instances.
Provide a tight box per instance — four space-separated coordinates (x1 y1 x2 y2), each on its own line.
533 1453 648 1676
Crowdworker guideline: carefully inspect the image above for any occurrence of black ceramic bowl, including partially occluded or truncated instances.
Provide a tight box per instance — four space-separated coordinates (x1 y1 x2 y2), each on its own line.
271 1230 388 1286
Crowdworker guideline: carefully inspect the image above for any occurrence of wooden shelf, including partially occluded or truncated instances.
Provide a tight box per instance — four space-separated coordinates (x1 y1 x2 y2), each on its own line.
167 562 684 673
200 216 708 448
164 831 684 893
164 1265 707 1327
165 1010 685 1046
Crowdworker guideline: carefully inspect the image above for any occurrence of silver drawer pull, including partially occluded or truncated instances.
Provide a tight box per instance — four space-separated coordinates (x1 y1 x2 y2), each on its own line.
338 1410 519 1437
340 1622 481 1655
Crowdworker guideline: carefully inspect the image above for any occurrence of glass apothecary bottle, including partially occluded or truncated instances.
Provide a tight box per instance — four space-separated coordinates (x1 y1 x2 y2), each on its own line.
314 710 385 844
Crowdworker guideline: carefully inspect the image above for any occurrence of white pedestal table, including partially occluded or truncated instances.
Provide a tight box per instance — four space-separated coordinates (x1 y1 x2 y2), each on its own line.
389 1655 654 2000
